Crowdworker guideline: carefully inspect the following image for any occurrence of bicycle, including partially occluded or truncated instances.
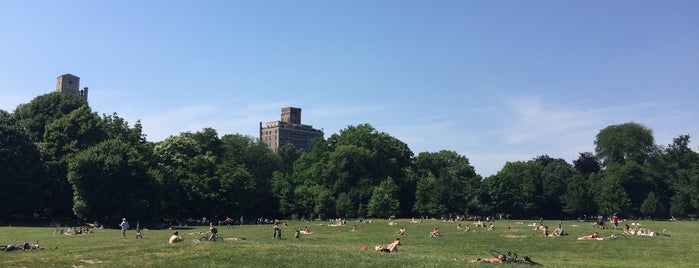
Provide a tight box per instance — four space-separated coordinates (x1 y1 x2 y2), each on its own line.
200 232 223 242
0 240 18 251
489 250 542 265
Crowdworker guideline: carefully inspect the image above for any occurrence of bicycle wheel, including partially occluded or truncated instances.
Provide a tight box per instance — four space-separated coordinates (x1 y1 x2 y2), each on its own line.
216 236 224 242
489 250 504 258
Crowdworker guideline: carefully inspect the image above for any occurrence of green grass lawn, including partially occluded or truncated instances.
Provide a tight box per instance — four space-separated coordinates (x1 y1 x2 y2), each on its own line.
0 219 696 267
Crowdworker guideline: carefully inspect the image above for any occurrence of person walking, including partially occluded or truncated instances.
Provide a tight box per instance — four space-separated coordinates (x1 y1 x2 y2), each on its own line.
119 218 130 239
135 221 143 239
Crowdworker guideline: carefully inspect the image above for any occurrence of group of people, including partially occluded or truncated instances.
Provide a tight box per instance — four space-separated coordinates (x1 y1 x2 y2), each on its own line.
54 226 91 236
2 241 40 252
541 224 566 237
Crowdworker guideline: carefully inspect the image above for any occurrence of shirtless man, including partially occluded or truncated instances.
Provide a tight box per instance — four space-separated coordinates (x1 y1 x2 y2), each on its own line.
470 254 505 263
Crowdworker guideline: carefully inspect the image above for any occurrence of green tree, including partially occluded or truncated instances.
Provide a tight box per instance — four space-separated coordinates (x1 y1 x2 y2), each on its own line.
13 92 86 142
367 178 400 218
413 150 480 217
68 139 156 220
221 134 281 216
640 192 659 218
40 104 106 216
595 122 655 167
539 158 576 218
561 173 595 217
0 112 47 217
153 134 202 218
591 172 631 216
573 152 600 178
659 135 699 217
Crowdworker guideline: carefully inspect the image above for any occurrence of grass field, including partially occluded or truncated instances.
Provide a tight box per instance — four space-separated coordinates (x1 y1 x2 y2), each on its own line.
0 219 696 267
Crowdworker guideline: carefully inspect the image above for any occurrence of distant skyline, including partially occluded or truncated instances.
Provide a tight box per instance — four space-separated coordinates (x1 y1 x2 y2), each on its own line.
2 1 698 176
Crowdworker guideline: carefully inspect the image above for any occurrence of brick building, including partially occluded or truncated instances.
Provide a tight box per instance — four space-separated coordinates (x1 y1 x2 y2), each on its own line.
260 107 323 152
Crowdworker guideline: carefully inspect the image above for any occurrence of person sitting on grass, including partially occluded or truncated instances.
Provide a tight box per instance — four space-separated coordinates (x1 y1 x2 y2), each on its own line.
375 238 400 253
430 227 441 237
488 223 495 231
552 224 565 237
169 231 183 243
397 226 406 236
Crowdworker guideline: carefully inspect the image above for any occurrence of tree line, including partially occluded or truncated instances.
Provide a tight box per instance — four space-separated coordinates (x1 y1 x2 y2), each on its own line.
1 93 698 223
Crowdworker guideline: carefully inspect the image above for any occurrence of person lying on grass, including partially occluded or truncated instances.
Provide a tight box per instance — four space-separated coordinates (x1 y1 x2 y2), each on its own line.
469 252 541 265
375 238 400 253
577 232 604 240
470 254 505 263
299 226 313 235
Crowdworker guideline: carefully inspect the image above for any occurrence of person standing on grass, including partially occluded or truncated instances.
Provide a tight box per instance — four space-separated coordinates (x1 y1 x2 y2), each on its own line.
611 214 619 229
119 218 130 239
273 223 281 239
135 221 143 239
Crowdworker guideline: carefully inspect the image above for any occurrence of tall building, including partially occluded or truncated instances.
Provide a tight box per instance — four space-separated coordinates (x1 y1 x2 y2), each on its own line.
55 73 88 101
260 107 324 152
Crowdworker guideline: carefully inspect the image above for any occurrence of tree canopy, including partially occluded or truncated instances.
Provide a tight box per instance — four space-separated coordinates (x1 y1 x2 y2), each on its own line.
3 93 699 223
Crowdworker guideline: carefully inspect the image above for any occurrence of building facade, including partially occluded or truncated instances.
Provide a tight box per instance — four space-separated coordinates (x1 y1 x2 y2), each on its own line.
55 73 88 101
260 107 324 152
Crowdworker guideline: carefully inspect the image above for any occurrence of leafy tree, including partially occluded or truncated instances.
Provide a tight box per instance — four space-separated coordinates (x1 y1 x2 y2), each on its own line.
573 152 601 177
413 173 441 216
595 122 655 167
214 163 257 216
591 172 631 216
334 193 354 218
561 173 595 217
13 92 86 142
221 134 281 216
484 161 545 218
367 178 400 218
539 159 575 218
0 113 47 217
413 150 480 217
40 105 106 216
367 186 397 218
68 139 155 220
640 192 659 217
153 134 202 218
659 135 699 217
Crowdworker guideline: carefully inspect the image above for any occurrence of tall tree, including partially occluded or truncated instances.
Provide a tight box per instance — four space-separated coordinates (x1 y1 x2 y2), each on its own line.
413 150 480 217
68 139 156 221
13 93 86 142
573 152 601 177
367 178 400 218
659 135 699 217
39 104 106 216
0 111 47 217
595 122 655 167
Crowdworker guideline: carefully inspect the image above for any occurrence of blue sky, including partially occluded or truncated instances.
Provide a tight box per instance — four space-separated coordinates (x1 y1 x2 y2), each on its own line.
2 1 698 176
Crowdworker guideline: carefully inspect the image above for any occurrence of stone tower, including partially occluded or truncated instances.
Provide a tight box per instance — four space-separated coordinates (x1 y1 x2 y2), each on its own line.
55 73 88 101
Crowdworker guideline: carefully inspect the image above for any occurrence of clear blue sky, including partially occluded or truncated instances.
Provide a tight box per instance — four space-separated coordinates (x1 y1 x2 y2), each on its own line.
2 1 698 176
